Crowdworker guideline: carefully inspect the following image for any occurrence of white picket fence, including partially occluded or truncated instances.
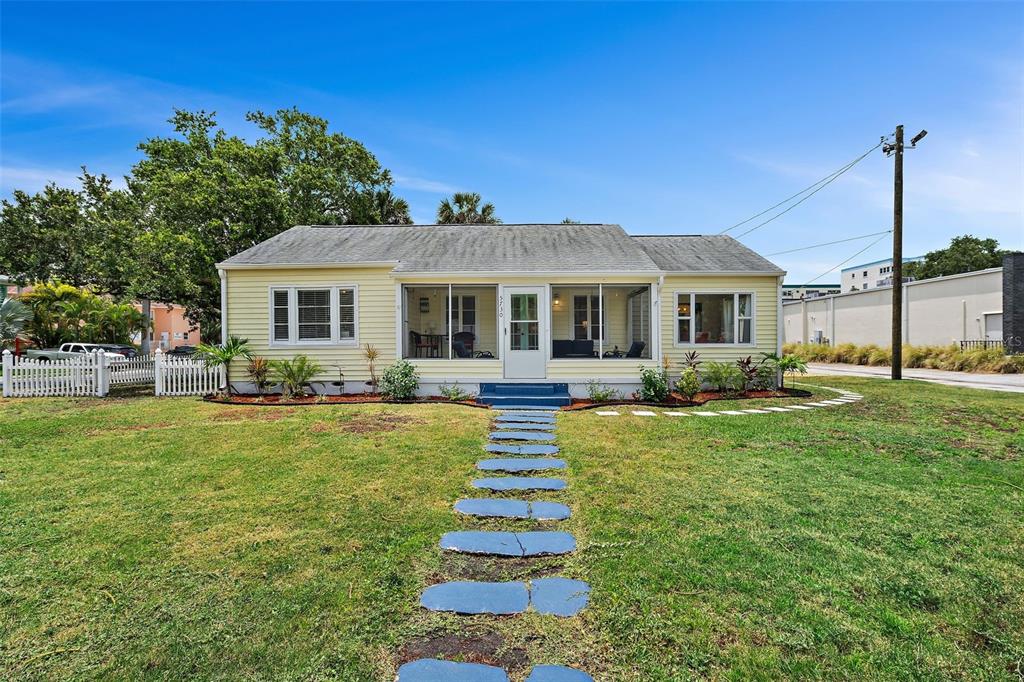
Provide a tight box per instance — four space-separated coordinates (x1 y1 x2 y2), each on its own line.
2 350 105 397
154 350 224 396
109 355 157 386
2 349 223 398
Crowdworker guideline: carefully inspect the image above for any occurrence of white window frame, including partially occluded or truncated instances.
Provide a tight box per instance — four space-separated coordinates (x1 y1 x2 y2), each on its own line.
400 284 499 361
674 290 757 347
268 284 360 347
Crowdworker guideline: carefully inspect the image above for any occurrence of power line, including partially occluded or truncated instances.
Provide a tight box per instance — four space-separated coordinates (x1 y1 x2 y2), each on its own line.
720 140 884 237
803 232 891 286
765 229 892 257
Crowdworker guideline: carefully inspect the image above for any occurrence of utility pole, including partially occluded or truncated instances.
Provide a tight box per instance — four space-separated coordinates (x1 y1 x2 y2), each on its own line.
884 125 927 381
891 125 904 380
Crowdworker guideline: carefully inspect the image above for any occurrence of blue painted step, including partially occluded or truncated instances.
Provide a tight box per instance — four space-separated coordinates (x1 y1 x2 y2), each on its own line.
478 383 571 408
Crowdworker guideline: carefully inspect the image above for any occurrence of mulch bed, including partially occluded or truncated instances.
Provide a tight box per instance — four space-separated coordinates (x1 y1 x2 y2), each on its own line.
563 387 812 411
203 393 487 408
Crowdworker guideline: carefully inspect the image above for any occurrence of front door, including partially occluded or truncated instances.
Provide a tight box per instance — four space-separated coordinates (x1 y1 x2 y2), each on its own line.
503 286 546 379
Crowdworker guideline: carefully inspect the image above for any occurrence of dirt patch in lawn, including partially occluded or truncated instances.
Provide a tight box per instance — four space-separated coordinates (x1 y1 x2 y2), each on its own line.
209 408 296 423
398 630 528 670
436 554 565 582
313 412 425 434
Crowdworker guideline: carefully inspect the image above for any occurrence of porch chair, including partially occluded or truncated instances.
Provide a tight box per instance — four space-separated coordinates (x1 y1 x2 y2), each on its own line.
625 341 647 358
453 331 475 355
409 330 434 358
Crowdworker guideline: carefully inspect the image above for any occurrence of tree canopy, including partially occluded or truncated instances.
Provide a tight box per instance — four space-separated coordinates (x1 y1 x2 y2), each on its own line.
436 192 501 224
0 107 413 341
904 235 1010 281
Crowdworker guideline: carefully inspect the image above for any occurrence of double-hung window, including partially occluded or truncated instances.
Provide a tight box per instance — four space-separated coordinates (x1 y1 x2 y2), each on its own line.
270 286 358 345
675 292 754 345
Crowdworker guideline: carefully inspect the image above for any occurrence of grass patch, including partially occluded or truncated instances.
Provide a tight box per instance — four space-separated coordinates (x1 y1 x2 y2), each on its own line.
1 379 1022 679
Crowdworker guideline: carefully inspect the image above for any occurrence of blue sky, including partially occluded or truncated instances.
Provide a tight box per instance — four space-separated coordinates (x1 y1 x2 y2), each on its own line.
2 1 1021 282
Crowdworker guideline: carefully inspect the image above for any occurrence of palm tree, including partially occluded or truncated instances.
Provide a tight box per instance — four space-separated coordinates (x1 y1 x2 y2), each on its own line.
346 188 413 225
436 192 501 224
0 297 32 350
195 336 252 395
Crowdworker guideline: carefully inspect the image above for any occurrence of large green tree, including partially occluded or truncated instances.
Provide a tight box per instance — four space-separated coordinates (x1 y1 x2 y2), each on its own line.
130 108 410 337
436 192 501 224
0 170 142 298
904 235 1009 281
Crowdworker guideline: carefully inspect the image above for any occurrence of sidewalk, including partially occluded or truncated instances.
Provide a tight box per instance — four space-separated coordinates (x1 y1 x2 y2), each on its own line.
806 363 1024 394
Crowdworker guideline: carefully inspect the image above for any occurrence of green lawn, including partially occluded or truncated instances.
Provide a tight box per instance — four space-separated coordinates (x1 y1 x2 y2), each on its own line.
1 379 1022 680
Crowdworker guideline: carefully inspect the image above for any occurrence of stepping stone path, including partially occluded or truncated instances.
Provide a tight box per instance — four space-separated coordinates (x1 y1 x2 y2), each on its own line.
405 403 592 678
473 476 566 491
440 530 576 556
476 457 567 472
455 498 571 521
590 386 863 418
489 430 556 442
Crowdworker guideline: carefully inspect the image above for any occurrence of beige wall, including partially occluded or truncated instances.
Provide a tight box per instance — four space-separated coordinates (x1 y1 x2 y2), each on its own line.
223 267 782 387
783 268 1002 346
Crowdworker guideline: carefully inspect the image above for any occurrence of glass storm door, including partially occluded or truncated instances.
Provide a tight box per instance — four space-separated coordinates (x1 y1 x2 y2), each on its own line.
503 287 546 379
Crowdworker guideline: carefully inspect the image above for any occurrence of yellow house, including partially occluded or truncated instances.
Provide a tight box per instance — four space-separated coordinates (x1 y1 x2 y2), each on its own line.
216 224 785 401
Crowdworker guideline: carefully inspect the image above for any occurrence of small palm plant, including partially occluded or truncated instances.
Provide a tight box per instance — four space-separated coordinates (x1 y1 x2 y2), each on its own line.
196 336 252 396
762 352 808 390
363 343 380 393
246 356 272 400
272 355 322 399
0 297 32 350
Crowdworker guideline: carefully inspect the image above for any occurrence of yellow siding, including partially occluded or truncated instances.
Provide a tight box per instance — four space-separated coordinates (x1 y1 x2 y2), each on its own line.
225 267 397 382
224 268 780 383
660 275 780 366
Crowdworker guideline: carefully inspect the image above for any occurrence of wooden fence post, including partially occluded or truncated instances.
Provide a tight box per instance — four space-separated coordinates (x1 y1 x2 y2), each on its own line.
154 348 163 396
2 350 11 398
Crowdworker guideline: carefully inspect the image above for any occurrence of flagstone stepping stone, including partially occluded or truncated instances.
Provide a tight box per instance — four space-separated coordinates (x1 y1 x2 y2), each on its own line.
420 581 529 615
594 410 619 416
821 399 846 405
440 531 576 557
494 422 556 431
693 411 720 417
495 413 556 424
489 431 556 442
454 499 571 520
456 498 531 518
526 665 593 682
631 410 657 416
742 409 770 414
473 477 566 491
485 443 560 456
805 402 830 407
398 659 508 682
477 458 567 472
663 411 692 417
529 501 571 520
788 405 813 410
764 406 792 412
530 577 590 617
719 410 746 415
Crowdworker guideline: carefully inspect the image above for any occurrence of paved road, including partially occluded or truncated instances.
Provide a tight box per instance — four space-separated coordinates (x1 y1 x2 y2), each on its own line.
806 363 1024 394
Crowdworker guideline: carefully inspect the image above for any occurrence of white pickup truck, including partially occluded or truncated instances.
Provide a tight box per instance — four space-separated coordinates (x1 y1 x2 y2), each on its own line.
25 343 128 362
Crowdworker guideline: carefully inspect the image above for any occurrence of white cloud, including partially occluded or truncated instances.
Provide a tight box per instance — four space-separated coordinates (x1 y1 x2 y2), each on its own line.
392 174 458 194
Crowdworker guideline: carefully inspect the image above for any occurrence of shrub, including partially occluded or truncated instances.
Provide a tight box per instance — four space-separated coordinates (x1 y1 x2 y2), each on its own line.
702 361 744 393
736 356 760 389
675 367 701 402
246 356 272 397
680 350 702 370
638 365 669 402
783 342 1022 374
439 382 474 402
378 359 419 400
363 343 380 392
196 336 252 396
586 380 620 402
753 363 778 391
272 355 322 398
763 353 808 390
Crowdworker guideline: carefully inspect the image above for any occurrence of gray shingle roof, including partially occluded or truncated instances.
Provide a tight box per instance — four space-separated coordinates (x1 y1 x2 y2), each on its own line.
633 235 784 274
218 224 783 275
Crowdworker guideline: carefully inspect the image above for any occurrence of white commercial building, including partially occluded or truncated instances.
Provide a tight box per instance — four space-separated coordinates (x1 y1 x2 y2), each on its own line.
784 267 1004 347
841 256 924 292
